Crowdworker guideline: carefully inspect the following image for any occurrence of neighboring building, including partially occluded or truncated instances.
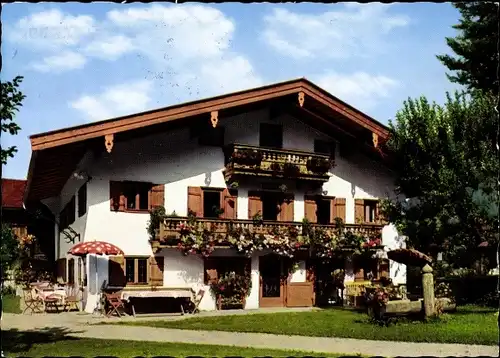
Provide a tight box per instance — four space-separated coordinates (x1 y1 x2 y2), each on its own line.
2 179 29 237
24 78 406 313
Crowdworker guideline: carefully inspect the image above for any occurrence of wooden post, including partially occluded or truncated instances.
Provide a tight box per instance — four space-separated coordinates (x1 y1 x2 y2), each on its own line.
421 264 435 318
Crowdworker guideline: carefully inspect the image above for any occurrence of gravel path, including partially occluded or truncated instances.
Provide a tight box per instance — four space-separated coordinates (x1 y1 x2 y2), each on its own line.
2 312 498 357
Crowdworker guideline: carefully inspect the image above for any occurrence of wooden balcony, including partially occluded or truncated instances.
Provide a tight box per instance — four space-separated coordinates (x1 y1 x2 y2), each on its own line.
152 217 384 251
223 144 333 184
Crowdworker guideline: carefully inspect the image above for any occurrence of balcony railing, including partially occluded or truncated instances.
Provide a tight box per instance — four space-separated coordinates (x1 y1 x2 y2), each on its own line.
153 217 383 249
223 144 333 183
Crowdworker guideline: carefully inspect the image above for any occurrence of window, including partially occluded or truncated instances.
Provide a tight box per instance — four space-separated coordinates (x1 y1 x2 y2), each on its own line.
314 140 336 160
259 123 283 148
59 196 75 231
124 182 150 211
110 181 159 213
316 198 331 225
125 257 148 284
199 126 225 147
203 190 222 218
68 258 75 285
78 184 87 217
364 200 378 223
261 192 280 221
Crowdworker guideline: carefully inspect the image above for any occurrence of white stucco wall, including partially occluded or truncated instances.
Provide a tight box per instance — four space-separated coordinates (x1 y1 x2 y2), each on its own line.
42 106 404 310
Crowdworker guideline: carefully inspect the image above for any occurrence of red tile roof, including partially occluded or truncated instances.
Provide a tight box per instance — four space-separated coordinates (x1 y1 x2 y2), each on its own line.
2 179 27 209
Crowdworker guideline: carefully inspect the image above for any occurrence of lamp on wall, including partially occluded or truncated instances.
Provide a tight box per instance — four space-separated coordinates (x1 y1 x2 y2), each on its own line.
72 170 92 183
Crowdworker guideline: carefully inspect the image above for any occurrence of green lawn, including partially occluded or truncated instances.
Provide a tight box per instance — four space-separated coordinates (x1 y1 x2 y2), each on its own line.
117 305 498 346
1 294 21 314
2 328 354 357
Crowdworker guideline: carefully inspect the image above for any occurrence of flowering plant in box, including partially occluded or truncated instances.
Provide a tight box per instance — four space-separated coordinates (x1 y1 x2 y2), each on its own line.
210 271 252 308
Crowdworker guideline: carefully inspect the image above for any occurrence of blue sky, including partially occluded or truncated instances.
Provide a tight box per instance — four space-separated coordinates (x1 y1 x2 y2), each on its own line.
2 2 461 180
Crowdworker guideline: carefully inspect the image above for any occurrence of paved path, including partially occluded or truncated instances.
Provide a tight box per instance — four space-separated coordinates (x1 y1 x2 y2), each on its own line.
2 312 498 357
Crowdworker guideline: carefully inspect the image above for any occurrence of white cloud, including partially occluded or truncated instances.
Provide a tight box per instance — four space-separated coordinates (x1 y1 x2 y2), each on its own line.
263 4 409 59
69 80 153 121
83 35 135 60
31 51 86 73
10 4 262 109
315 71 399 111
10 9 96 50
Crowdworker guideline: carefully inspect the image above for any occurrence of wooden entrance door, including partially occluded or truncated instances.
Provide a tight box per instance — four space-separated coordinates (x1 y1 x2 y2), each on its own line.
259 254 285 307
286 258 316 307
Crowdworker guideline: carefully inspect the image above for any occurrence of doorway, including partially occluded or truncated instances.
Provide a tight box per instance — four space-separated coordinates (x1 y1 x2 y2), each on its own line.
259 254 285 307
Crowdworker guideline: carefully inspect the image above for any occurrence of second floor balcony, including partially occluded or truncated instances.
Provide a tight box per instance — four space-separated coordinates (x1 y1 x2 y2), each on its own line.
151 216 384 257
223 144 334 185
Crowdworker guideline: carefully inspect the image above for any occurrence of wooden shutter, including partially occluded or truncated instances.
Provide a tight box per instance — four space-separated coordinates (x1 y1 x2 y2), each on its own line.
108 256 126 287
110 181 125 212
379 259 389 278
248 191 263 219
376 201 387 224
354 258 365 281
304 196 317 223
355 199 365 223
279 195 294 221
221 188 238 219
149 184 165 211
204 258 218 284
149 256 164 286
187 186 203 217
56 258 67 283
331 198 346 223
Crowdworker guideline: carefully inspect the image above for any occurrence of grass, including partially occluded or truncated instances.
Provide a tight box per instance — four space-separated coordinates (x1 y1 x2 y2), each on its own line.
117 305 498 346
1 294 21 314
2 328 356 357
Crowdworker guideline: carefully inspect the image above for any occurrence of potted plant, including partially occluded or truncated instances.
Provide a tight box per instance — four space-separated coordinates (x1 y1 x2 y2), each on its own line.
210 271 252 310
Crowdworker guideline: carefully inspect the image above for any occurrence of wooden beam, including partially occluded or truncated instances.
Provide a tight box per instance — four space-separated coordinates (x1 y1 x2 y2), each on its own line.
104 134 114 153
372 133 379 148
210 111 218 128
298 91 305 107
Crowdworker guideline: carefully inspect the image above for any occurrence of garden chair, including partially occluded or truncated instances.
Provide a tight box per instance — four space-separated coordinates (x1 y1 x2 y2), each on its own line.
22 288 44 314
104 292 125 318
43 294 62 313
64 285 81 312
190 289 205 314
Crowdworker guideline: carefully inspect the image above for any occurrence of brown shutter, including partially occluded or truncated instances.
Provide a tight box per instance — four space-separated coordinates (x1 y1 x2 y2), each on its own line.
331 198 346 223
149 256 164 286
354 258 364 281
376 201 387 224
204 258 218 284
110 181 125 212
355 199 365 223
221 188 238 219
149 184 165 211
187 186 203 217
304 196 317 223
279 195 294 221
248 191 263 219
108 255 126 287
379 259 389 278
56 258 67 283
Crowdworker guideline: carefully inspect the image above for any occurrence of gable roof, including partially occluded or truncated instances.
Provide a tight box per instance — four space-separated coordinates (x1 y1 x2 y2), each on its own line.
29 78 389 151
2 179 27 209
25 78 391 203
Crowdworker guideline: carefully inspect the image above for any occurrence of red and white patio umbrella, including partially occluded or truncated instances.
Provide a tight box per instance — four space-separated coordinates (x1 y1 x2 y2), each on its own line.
68 241 124 256
68 240 124 312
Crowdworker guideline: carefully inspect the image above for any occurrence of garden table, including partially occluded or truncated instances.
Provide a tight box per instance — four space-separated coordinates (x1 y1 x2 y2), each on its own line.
106 287 194 317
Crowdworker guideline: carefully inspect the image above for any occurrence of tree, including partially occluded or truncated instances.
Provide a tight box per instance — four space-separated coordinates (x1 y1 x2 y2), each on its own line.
381 90 498 265
436 2 499 94
1 76 26 165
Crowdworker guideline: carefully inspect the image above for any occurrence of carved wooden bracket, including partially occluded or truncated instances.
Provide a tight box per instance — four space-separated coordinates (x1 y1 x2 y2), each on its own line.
298 91 305 107
104 134 114 153
210 111 219 128
372 133 379 148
